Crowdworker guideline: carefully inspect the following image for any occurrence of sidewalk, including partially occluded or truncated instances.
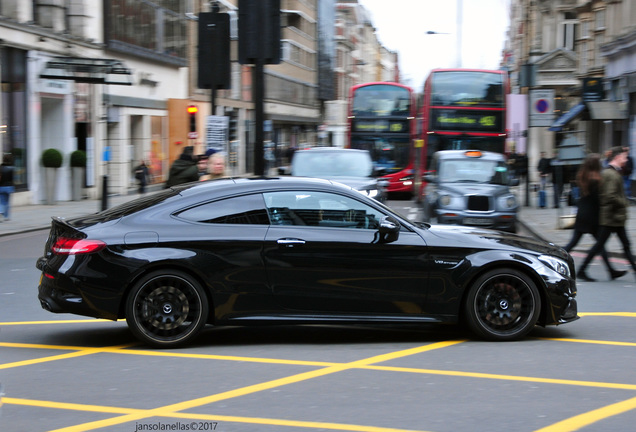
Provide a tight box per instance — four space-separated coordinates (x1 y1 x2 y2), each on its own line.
1 186 635 259
0 192 142 236
515 186 636 258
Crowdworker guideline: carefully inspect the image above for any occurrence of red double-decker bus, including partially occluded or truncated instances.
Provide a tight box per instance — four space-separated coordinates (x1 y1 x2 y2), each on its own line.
347 82 420 196
422 68 508 159
418 68 509 198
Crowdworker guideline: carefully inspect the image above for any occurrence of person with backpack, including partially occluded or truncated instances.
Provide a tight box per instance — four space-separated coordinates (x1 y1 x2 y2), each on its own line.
133 160 149 194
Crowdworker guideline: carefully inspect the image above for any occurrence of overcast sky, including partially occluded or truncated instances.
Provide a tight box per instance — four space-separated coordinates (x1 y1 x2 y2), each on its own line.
358 0 510 89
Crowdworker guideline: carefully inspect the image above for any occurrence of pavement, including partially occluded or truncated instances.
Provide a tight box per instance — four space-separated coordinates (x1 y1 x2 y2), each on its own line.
2 185 636 262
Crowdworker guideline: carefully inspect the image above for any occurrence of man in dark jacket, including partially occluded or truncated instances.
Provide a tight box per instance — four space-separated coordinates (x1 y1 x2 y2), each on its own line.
577 146 636 281
166 146 200 188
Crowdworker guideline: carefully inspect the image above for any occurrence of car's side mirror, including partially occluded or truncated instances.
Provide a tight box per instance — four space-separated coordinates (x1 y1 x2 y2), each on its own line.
424 174 437 183
377 179 390 189
376 216 400 243
374 167 388 177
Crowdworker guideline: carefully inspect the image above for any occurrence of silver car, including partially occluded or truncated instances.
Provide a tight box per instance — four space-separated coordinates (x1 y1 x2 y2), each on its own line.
422 150 519 232
289 147 387 202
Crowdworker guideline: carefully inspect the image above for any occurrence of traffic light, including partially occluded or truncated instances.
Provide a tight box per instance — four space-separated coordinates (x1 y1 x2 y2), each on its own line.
197 11 230 89
238 0 281 65
187 105 198 133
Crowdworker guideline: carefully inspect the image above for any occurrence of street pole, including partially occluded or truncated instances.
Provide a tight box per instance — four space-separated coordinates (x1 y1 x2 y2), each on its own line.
254 58 265 176
456 0 462 68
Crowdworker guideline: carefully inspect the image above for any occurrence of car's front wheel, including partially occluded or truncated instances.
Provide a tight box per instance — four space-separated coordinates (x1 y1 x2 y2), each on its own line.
126 270 209 348
464 268 540 341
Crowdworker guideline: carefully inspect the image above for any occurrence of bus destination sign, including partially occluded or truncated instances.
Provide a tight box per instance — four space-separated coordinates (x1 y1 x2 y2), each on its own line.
431 109 503 133
352 119 408 133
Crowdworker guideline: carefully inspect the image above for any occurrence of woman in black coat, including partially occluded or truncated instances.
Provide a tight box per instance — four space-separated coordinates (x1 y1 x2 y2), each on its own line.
563 153 625 279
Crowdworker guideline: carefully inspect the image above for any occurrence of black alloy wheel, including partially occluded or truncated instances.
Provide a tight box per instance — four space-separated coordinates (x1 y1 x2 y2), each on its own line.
125 270 209 348
464 268 540 341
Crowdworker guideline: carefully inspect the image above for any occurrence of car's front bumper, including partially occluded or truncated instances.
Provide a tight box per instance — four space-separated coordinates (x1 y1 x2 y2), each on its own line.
435 210 517 231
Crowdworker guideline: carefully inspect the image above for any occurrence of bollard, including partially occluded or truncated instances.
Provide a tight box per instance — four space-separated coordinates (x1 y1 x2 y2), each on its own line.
101 175 109 211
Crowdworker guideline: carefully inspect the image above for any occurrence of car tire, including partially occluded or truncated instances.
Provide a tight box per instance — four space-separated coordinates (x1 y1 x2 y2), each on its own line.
125 270 209 348
464 268 540 341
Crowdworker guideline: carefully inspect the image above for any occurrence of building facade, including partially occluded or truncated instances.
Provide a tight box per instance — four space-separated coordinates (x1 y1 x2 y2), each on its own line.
0 0 398 205
504 0 636 183
324 0 399 149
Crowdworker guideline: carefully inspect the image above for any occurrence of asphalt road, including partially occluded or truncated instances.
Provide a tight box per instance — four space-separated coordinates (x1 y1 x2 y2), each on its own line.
2 220 636 432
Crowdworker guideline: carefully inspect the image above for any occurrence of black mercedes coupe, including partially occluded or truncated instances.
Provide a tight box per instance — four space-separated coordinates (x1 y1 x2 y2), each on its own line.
36 177 578 347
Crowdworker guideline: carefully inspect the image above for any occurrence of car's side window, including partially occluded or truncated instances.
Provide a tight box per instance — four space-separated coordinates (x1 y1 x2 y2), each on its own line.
175 194 270 224
263 191 383 229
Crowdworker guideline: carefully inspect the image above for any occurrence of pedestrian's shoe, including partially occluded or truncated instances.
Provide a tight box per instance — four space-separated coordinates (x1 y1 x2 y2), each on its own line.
610 269 627 280
578 271 596 282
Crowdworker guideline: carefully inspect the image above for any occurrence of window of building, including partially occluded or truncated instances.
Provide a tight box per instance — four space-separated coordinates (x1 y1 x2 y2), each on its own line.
0 47 27 190
594 33 604 67
581 20 590 39
281 40 316 70
595 9 606 30
579 41 588 71
265 74 317 107
561 12 578 51
283 10 316 38
105 0 188 66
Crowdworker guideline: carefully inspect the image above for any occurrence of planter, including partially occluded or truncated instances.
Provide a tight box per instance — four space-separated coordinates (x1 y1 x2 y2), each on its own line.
44 167 59 205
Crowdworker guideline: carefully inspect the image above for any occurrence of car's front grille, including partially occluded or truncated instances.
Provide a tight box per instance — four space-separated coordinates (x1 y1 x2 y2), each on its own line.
467 195 491 211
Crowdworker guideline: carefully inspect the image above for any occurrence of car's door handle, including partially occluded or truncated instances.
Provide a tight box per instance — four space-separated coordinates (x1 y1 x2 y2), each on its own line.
277 238 306 246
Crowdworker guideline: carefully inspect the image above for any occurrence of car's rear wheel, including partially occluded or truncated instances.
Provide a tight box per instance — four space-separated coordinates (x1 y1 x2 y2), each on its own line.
464 268 540 341
125 270 208 348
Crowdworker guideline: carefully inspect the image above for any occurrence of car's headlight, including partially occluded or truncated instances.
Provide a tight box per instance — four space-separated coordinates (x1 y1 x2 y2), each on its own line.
399 174 414 186
440 194 451 206
498 194 517 209
539 255 571 277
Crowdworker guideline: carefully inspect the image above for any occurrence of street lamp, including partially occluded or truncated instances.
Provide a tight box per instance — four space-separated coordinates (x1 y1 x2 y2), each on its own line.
426 0 462 67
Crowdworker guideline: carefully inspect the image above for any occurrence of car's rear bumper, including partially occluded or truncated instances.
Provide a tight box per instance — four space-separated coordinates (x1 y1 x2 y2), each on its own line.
37 273 118 320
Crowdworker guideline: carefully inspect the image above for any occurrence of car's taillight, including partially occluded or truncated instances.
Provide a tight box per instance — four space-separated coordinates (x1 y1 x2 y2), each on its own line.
52 238 107 255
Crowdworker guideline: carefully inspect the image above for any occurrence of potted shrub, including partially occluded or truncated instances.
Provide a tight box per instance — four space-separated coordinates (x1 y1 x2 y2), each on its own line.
41 149 63 204
70 150 87 201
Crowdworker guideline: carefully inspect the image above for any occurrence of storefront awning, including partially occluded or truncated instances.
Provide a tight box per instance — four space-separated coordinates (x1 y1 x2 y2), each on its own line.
548 103 587 132
40 57 133 85
587 101 627 120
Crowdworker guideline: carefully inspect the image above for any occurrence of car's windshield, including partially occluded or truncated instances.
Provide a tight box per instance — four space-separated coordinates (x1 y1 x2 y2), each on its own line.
438 159 510 185
291 151 373 177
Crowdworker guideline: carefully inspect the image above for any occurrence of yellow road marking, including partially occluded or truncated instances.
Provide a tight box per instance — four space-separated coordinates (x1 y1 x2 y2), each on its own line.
539 337 636 347
533 395 636 432
0 319 119 325
0 344 134 370
5 397 138 415
363 365 636 391
578 312 636 317
5 397 427 432
4 314 636 431
45 341 465 432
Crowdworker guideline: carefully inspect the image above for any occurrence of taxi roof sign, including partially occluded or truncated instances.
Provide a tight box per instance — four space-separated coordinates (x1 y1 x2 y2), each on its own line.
464 150 483 158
